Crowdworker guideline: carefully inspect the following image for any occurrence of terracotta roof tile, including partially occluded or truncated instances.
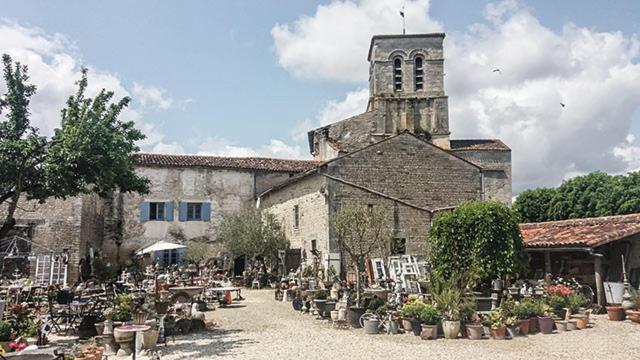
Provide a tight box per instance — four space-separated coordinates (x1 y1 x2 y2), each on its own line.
134 153 321 173
450 139 510 151
520 213 640 248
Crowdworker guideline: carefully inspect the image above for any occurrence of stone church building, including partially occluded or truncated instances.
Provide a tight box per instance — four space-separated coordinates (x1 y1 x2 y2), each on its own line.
7 33 510 282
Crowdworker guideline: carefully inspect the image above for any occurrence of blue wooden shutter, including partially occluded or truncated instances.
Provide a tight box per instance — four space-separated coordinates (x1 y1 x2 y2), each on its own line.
178 202 187 222
202 202 211 222
140 201 150 222
164 201 174 221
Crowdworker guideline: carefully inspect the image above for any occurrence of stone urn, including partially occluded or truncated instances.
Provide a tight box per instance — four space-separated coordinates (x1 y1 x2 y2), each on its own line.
141 329 159 350
442 320 461 339
113 328 134 356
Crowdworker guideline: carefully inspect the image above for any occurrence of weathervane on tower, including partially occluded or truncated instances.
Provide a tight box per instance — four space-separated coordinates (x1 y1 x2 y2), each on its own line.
399 6 406 34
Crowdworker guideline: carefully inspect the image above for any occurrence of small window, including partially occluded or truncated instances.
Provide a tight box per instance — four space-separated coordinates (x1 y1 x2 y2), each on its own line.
311 239 317 252
391 238 406 255
149 202 165 221
187 203 203 221
414 57 424 91
393 58 403 91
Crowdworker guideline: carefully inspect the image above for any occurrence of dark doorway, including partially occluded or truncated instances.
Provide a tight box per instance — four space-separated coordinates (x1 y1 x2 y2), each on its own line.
284 248 301 273
233 256 246 277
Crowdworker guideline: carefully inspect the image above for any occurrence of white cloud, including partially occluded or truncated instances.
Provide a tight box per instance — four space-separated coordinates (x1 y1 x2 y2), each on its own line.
273 0 640 193
272 0 441 82
291 87 369 141
151 141 185 154
0 20 173 150
132 83 173 110
197 136 306 159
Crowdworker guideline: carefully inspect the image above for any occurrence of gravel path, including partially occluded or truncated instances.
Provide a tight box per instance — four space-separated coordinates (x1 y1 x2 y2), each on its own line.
160 290 640 360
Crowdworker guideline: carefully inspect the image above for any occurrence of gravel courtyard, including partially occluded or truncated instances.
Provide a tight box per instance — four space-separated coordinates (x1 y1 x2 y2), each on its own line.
161 290 640 360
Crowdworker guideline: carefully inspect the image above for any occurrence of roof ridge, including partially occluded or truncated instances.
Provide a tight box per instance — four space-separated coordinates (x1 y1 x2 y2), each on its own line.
135 152 319 163
520 213 640 228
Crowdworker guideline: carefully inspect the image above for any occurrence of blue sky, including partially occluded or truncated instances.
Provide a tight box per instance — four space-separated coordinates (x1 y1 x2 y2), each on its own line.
1 0 640 193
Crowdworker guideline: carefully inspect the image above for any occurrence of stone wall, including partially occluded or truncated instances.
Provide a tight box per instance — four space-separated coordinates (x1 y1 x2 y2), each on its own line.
260 174 329 261
452 149 512 204
113 166 257 262
326 133 482 210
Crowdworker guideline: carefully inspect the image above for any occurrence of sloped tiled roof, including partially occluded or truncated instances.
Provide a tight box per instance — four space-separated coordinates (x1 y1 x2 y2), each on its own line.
450 139 510 151
134 153 321 173
520 213 640 248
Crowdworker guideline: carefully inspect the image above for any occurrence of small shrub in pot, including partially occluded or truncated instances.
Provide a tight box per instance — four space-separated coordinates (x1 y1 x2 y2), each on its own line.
419 304 441 340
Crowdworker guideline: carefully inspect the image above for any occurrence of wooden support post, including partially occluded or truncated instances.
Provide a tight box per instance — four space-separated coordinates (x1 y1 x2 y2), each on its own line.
544 251 552 280
594 254 605 307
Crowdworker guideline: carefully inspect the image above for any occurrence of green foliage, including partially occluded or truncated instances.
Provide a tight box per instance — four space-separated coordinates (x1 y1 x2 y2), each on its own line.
567 292 587 313
183 240 217 268
520 299 545 317
113 294 134 322
218 208 289 261
366 296 385 312
547 293 568 311
0 320 11 341
459 297 477 324
429 201 529 284
314 289 329 300
514 171 640 222
399 300 428 321
92 257 117 283
0 54 149 238
419 304 441 325
512 302 530 320
431 277 462 321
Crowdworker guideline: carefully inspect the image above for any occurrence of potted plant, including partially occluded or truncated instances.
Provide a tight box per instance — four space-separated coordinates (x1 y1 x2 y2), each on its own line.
627 292 640 324
314 289 329 318
465 313 484 340
0 320 13 353
433 283 461 339
606 304 625 321
399 300 427 336
513 302 530 335
537 306 555 334
419 304 441 340
547 293 568 320
362 298 386 335
487 310 507 340
526 299 544 333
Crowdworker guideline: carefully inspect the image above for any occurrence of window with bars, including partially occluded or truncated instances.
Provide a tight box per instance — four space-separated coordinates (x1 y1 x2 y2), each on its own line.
393 58 403 91
414 57 424 91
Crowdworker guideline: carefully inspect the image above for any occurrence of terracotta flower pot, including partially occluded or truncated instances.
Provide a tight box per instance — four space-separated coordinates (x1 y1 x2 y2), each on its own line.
570 314 588 329
420 324 438 340
537 316 554 334
606 306 625 321
629 313 640 324
490 325 507 340
442 320 461 339
518 319 530 335
466 324 484 340
528 317 538 333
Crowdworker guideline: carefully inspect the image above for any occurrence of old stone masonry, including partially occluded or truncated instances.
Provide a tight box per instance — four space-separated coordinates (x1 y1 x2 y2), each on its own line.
12 33 510 282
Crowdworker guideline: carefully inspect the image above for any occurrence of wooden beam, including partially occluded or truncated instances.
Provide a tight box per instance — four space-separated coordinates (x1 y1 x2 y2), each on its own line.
594 254 605 307
544 251 552 279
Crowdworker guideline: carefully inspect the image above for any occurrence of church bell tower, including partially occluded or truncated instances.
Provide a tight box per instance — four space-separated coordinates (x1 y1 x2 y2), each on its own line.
367 33 450 149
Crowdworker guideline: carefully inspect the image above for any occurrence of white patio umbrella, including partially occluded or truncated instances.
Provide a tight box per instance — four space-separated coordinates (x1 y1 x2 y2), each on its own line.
136 241 186 255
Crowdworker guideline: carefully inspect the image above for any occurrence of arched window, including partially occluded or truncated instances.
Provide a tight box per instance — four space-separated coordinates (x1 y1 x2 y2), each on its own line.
414 57 424 91
393 58 402 91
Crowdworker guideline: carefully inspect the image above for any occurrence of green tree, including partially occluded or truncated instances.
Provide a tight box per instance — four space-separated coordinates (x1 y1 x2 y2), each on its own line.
513 187 557 222
429 201 528 285
218 208 289 263
0 54 149 238
183 240 218 272
333 205 391 307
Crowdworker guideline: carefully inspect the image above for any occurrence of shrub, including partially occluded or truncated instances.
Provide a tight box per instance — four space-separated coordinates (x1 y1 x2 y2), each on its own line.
432 278 461 321
429 201 529 285
547 293 568 311
366 296 385 312
459 297 477 324
0 321 11 341
113 294 134 322
314 289 329 300
513 302 530 320
567 292 586 313
419 304 441 325
400 300 428 321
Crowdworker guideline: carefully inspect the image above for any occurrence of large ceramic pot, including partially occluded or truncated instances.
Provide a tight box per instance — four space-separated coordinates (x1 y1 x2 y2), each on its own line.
142 329 159 349
442 320 461 339
518 319 530 335
402 318 414 332
113 328 134 356
363 319 380 334
606 306 625 321
421 324 438 340
466 324 484 340
537 316 554 334
348 307 366 329
555 320 568 332
528 317 538 333
410 320 422 336
490 325 507 340
570 314 588 329
566 320 577 331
